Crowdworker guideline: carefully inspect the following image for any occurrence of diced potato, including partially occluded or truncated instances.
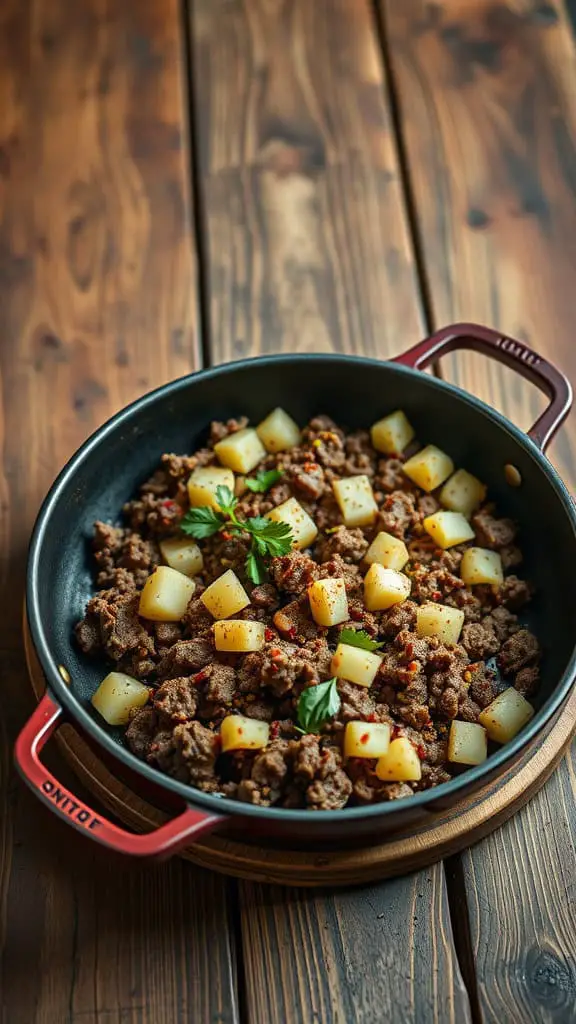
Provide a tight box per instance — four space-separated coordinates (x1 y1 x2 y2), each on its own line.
139 566 195 622
344 721 391 758
423 510 475 549
214 619 266 652
267 496 318 550
370 409 415 455
159 536 203 577
187 466 235 509
220 715 270 752
460 547 504 586
308 578 349 627
332 475 378 528
364 564 411 612
364 531 409 571
439 468 486 517
448 720 488 766
375 737 422 782
479 688 535 744
214 427 266 474
201 569 250 620
256 407 301 452
416 602 465 645
402 445 454 492
331 643 382 688
91 672 150 726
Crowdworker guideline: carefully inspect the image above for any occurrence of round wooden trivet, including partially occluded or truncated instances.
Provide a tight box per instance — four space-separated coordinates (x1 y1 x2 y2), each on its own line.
24 623 576 886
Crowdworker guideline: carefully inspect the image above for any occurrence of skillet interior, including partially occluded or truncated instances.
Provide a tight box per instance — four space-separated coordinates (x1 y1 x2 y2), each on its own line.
27 354 576 835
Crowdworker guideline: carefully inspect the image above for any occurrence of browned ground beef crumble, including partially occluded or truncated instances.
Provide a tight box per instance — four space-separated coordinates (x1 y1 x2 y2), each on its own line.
76 415 541 810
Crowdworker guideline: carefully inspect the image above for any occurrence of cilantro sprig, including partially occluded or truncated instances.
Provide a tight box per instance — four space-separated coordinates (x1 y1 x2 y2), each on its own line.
338 627 384 653
180 485 292 584
244 467 284 493
296 678 341 735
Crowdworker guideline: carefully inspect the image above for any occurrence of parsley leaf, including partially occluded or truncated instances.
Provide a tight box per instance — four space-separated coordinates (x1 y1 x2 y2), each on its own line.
297 678 341 734
244 517 293 557
245 549 268 585
244 468 284 493
215 485 237 515
180 505 225 539
338 627 385 652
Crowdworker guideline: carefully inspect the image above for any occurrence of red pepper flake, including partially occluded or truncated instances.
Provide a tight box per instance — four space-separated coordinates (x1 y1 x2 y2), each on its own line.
270 648 282 658
270 721 280 740
417 744 426 760
367 713 378 723
350 608 363 621
192 670 208 683
270 664 279 673
408 660 418 673
221 531 232 541
432 590 442 602
160 499 177 509
286 626 297 640
360 732 370 745
391 725 402 740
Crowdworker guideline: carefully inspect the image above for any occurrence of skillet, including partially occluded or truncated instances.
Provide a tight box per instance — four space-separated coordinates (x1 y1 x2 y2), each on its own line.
16 323 576 857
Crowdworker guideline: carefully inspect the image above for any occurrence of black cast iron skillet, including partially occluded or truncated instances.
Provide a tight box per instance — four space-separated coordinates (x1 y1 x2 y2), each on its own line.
16 324 576 858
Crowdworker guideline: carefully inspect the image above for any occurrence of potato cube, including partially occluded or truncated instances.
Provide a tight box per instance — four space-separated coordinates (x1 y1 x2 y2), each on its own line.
440 468 486 517
479 688 535 744
159 536 203 577
256 407 301 452
332 475 378 527
448 721 488 766
423 510 475 549
214 427 266 474
402 445 454 492
91 672 150 726
308 578 349 627
370 410 415 455
214 619 266 652
364 564 411 611
344 721 391 758
220 715 270 752
375 737 422 782
187 466 235 509
331 643 382 688
267 496 318 550
139 566 195 622
416 602 465 645
460 547 504 586
201 569 250 620
364 531 409 571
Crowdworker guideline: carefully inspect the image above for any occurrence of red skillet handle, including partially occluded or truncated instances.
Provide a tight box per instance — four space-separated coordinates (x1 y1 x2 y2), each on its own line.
15 693 223 858
394 322 573 452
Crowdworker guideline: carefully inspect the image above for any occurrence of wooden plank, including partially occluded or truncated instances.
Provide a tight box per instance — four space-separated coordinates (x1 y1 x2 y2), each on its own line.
382 2 576 1020
189 3 471 1022
0 2 238 1022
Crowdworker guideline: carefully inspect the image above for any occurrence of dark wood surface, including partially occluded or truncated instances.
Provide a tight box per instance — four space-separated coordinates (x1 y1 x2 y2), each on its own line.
1 2 575 1023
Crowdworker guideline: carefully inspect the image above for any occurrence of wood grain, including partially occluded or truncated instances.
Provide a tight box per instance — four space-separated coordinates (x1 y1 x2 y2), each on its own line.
0 2 238 1022
189 2 471 1021
191 0 424 364
382 2 576 1020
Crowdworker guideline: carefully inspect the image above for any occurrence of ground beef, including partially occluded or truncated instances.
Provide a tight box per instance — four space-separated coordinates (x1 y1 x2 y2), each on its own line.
77 412 541 810
460 621 500 660
473 509 517 548
498 630 540 675
316 526 368 564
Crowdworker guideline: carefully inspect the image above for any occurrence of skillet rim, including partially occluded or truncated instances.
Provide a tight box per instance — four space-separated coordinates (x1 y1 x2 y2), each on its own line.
25 352 576 826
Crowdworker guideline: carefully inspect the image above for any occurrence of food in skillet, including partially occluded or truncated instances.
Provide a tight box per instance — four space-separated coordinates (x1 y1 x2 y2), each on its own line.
76 409 541 810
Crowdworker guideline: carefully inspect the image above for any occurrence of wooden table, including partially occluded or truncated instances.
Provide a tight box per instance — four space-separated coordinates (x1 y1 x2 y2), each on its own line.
1 2 575 1021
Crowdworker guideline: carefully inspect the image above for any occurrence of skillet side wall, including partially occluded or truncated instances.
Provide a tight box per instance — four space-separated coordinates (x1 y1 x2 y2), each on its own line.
28 356 576 838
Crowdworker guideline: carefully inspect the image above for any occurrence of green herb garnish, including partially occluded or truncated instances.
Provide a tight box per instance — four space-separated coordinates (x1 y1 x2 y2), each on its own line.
338 627 385 652
244 467 284 493
297 677 341 734
180 485 293 584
